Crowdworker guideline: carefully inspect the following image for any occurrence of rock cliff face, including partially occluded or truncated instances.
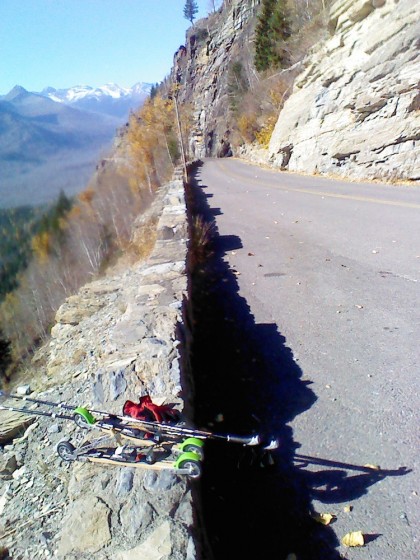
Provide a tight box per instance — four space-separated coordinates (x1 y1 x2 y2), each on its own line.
177 0 418 181
268 0 420 181
173 0 261 158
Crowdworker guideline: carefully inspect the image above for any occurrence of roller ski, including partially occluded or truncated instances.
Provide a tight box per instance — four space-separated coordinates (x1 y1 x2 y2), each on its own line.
56 436 202 479
0 391 278 451
74 398 278 450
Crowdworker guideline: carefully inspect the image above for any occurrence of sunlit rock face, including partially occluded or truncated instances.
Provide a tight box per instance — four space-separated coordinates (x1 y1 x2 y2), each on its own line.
174 0 418 181
172 0 261 159
268 0 420 181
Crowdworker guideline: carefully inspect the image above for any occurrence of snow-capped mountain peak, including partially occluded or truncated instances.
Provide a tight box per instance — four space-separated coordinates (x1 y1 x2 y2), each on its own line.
42 83 150 104
98 83 131 98
37 82 152 119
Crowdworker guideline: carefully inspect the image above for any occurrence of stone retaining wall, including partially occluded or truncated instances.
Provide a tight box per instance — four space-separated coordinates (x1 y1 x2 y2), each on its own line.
0 176 201 560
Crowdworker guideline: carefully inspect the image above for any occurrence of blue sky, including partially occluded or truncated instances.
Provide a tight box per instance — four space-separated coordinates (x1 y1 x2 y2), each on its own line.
0 0 218 94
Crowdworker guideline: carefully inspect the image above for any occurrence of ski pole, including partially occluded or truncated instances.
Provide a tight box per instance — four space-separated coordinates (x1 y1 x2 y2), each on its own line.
0 402 74 421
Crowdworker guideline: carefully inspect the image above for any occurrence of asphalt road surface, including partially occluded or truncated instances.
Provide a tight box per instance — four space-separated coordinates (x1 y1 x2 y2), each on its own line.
191 158 419 560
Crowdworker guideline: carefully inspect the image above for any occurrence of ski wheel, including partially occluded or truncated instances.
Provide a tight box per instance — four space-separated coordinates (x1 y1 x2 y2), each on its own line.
181 443 204 459
181 459 201 478
74 413 89 428
73 407 96 428
57 441 76 462
179 459 201 479
179 438 204 458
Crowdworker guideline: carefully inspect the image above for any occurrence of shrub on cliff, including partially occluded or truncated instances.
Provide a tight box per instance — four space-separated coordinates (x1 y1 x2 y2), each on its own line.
229 0 330 148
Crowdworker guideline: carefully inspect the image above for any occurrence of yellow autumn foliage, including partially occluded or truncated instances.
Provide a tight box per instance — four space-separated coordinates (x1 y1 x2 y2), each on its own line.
125 92 193 193
341 531 365 547
255 115 277 148
237 112 259 143
31 231 51 262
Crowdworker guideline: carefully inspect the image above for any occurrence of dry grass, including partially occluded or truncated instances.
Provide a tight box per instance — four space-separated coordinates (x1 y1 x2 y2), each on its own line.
189 215 216 269
105 215 159 275
234 72 295 146
127 216 159 263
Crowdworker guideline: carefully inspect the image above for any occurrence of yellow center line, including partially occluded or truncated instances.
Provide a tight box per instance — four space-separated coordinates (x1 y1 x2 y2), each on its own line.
274 186 420 209
215 161 420 209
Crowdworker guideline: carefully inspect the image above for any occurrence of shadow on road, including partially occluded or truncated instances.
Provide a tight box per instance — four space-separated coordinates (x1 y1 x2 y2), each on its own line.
296 454 411 504
184 162 412 560
186 162 339 559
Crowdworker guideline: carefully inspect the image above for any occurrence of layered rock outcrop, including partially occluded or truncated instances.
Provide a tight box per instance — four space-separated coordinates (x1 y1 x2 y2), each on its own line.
267 0 419 180
173 0 261 158
177 0 418 181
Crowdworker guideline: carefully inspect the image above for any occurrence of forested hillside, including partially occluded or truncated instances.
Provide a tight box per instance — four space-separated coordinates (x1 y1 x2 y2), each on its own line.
0 91 191 377
0 206 43 299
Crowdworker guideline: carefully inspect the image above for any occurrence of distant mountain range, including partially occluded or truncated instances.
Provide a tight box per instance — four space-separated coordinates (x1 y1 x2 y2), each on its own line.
0 82 151 208
41 82 151 119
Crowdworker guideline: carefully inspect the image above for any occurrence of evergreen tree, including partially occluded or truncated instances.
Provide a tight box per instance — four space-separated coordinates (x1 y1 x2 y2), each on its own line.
255 0 291 72
183 0 199 24
150 83 159 99
38 191 72 237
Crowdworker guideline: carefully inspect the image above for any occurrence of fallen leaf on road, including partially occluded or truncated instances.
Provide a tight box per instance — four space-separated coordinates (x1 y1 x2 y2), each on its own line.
343 505 353 513
364 464 380 470
341 531 364 547
312 512 336 525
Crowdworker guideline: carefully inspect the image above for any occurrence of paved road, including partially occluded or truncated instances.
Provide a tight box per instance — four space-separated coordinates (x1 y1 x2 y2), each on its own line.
194 158 419 559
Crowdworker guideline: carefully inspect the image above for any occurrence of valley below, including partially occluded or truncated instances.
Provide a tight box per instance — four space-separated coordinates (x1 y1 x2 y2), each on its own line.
0 82 150 208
